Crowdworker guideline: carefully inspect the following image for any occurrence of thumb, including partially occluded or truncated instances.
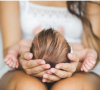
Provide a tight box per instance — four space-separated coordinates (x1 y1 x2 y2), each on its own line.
20 51 33 60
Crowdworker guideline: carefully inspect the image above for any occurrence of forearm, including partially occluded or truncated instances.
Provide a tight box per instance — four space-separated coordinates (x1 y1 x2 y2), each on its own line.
76 61 83 72
4 39 32 57
8 44 20 57
85 49 97 59
17 57 23 70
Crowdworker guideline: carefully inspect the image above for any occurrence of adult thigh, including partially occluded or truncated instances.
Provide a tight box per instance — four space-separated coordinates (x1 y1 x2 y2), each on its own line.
51 72 100 90
0 70 47 90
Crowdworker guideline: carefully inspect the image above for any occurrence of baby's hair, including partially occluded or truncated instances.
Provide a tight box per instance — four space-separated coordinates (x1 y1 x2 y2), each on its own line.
30 28 71 67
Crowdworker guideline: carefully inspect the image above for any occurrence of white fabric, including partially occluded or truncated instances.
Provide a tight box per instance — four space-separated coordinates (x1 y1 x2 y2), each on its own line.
0 30 5 70
0 1 100 78
89 60 100 75
19 1 83 43
0 65 14 79
70 47 73 53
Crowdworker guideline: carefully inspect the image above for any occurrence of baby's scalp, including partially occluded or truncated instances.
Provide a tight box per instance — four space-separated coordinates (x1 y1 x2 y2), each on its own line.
30 28 71 67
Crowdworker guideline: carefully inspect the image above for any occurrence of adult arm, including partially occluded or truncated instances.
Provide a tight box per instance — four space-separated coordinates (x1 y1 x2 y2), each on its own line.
42 1 100 83
82 2 100 50
0 1 21 57
0 2 49 77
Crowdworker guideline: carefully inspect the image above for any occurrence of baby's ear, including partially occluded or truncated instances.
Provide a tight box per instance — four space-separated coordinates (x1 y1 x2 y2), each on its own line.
58 27 64 35
33 25 41 35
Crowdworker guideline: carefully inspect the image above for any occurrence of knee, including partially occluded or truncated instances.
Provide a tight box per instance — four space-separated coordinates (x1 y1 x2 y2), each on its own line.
6 71 47 90
51 73 85 90
15 77 47 90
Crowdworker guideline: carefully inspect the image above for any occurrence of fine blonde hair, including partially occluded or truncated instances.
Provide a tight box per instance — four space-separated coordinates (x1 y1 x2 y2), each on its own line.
30 29 70 67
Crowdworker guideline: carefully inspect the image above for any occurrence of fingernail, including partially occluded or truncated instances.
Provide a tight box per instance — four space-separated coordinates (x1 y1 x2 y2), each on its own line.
42 79 46 82
43 74 48 78
91 60 95 64
55 65 61 69
4 59 8 62
45 65 50 69
51 68 56 73
27 53 32 59
68 53 73 58
40 61 45 64
46 70 51 74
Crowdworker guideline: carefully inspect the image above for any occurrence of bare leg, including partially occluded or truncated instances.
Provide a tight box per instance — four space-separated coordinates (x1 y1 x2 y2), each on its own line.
0 70 47 90
51 72 100 90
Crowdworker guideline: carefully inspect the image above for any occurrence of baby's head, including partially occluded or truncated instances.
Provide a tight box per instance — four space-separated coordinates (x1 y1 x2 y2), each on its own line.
30 28 71 67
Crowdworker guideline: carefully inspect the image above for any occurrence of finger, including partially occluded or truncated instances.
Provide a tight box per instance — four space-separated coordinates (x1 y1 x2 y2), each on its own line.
43 74 60 81
82 65 88 72
26 64 50 75
33 71 47 77
16 61 19 68
46 80 55 83
33 69 52 77
46 70 52 74
6 59 12 65
85 60 93 67
16 63 18 68
81 67 84 71
42 78 53 83
22 59 46 69
55 63 76 73
89 59 96 65
85 56 96 65
50 68 72 78
4 55 11 62
9 61 13 68
12 63 16 68
12 56 18 63
67 53 79 62
15 60 19 68
20 52 33 60
84 63 92 70
4 58 9 62
42 78 47 82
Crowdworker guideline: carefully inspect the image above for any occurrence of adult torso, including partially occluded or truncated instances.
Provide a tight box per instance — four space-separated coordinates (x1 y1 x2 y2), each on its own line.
19 1 83 43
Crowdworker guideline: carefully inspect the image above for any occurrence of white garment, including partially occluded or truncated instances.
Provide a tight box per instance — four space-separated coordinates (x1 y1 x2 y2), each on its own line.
19 1 83 43
0 1 100 79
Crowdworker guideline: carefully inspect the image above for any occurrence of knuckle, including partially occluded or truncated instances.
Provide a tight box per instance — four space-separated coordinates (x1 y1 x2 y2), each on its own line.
64 65 68 70
20 52 25 58
47 80 52 83
71 68 76 73
33 74 36 77
60 74 66 78
26 70 30 74
88 56 93 60
57 78 61 81
75 54 79 61
54 78 60 82
36 74 41 77
33 68 38 74
39 66 44 72
22 66 27 70
68 73 72 78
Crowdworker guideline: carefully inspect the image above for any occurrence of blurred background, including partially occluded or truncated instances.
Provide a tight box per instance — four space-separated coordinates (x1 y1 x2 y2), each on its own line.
0 28 5 70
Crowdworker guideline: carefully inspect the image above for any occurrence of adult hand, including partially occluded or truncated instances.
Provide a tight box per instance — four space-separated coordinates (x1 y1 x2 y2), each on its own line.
42 53 79 83
19 52 51 77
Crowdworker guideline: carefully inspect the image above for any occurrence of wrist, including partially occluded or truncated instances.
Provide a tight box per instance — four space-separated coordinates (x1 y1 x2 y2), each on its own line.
76 61 83 72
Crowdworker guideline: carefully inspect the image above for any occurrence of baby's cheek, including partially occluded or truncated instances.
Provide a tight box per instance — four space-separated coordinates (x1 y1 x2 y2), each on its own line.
33 25 41 35
58 27 65 35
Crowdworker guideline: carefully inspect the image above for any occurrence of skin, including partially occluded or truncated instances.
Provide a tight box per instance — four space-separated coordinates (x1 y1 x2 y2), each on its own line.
0 1 100 90
4 39 97 72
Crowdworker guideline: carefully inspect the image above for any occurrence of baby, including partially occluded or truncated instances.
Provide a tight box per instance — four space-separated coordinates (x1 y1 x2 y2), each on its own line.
4 28 97 72
30 29 71 68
